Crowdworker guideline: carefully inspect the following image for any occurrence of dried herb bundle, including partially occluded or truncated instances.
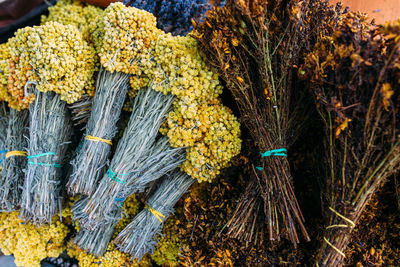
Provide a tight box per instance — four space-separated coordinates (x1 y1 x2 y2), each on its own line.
68 68 129 196
194 0 321 245
0 102 7 151
72 85 184 230
0 109 28 211
20 90 71 224
114 171 194 260
300 12 400 266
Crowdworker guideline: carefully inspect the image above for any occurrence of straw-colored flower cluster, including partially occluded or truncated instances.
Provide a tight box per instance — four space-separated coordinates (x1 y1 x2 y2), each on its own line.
0 43 10 102
6 21 95 109
0 208 71 267
41 0 103 96
162 98 241 182
42 0 103 46
100 2 162 74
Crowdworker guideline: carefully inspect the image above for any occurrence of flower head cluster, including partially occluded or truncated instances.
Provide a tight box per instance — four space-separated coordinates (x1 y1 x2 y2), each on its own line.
123 0 157 14
0 208 71 267
150 215 183 266
100 2 162 74
7 22 95 109
162 98 241 182
42 0 103 46
157 0 212 36
41 0 103 96
0 43 10 102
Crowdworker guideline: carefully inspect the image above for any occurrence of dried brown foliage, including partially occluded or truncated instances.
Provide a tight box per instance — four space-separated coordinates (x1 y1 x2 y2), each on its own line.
301 10 400 266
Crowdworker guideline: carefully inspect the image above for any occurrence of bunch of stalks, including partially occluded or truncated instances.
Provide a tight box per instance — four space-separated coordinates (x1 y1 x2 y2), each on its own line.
0 109 28 211
193 0 334 245
299 10 400 266
68 68 130 195
114 171 194 260
5 21 96 224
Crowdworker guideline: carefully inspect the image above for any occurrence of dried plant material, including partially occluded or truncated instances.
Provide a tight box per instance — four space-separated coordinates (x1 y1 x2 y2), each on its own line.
300 10 400 266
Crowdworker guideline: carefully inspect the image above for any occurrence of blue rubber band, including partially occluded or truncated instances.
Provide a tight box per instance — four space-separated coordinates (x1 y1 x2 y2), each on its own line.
0 150 7 154
260 148 287 158
27 152 56 159
115 197 125 202
28 161 62 168
106 169 128 184
256 148 287 170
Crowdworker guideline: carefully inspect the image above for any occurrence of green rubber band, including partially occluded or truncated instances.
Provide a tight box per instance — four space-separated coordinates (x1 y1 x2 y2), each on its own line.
106 169 128 184
260 148 287 158
28 161 62 168
27 152 56 159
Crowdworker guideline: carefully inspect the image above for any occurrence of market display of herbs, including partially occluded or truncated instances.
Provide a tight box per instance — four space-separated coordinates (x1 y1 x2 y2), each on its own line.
0 0 400 266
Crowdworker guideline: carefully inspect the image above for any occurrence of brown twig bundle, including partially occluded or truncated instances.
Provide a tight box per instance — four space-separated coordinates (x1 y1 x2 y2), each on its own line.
193 0 330 245
300 12 400 266
0 109 28 211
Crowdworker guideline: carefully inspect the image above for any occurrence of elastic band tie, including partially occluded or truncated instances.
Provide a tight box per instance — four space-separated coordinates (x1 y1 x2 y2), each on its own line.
85 135 112 145
28 161 62 168
0 150 7 154
328 207 355 228
115 197 125 202
255 166 263 171
260 148 287 158
27 152 56 159
6 151 27 158
323 237 346 258
146 205 165 223
106 169 129 184
27 152 61 168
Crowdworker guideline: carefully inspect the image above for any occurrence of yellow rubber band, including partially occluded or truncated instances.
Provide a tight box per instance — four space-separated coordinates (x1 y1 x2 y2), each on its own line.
325 224 349 230
5 151 27 158
85 135 112 145
323 237 346 258
329 207 355 228
145 205 165 223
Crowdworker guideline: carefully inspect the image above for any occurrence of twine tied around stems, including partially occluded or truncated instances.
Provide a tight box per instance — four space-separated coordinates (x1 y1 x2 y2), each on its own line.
323 207 356 259
27 152 62 168
6 151 27 158
256 148 287 170
145 204 166 223
106 169 130 184
85 135 112 145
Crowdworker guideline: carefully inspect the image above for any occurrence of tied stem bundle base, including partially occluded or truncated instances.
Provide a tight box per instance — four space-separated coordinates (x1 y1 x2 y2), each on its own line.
68 67 130 196
0 109 28 212
73 85 182 231
20 90 71 225
114 171 194 261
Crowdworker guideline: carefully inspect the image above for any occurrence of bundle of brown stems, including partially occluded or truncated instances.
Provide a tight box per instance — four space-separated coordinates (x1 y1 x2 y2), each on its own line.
195 0 334 245
300 10 400 266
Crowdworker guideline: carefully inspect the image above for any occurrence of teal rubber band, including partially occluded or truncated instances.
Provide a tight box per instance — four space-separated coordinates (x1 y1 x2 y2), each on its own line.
0 150 7 154
28 161 62 168
255 166 263 171
27 152 56 159
260 148 287 158
106 169 128 184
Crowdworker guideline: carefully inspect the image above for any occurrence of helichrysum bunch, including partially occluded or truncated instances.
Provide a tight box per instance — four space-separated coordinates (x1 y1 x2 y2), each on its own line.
0 43 10 102
41 0 103 96
7 21 96 109
100 2 162 74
